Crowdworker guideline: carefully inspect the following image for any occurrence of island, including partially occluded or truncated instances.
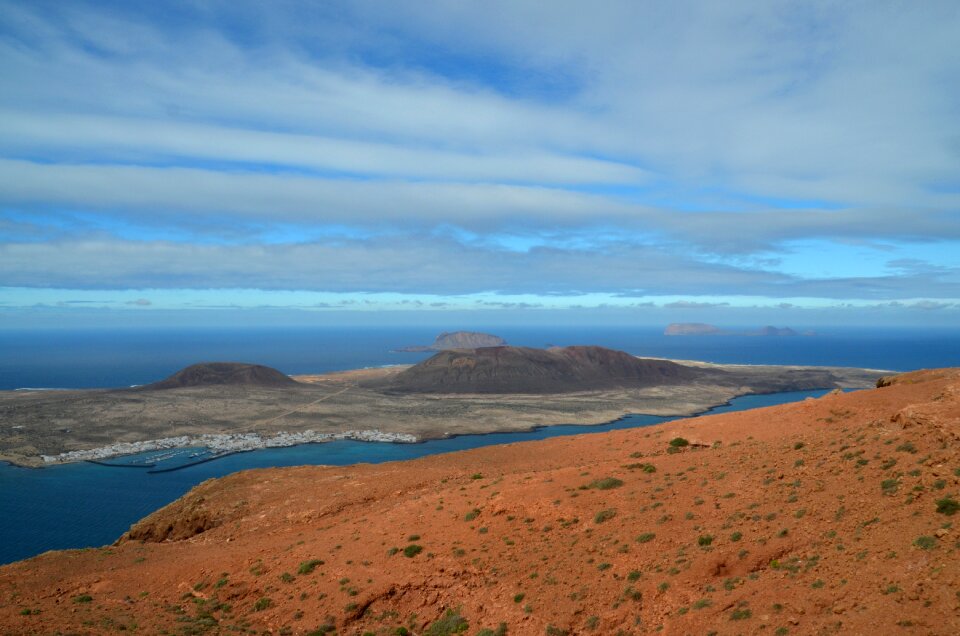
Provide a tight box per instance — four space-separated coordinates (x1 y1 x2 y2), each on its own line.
393 330 507 352
665 323 813 336
0 348 884 467
664 322 727 336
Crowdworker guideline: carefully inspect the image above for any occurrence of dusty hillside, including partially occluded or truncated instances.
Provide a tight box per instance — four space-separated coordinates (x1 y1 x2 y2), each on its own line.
1 369 958 635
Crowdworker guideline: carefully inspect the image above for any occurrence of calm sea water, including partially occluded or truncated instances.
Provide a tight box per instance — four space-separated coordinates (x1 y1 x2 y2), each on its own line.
0 325 957 565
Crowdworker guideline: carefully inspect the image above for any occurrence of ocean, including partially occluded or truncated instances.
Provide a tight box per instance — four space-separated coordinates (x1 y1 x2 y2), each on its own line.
0 325 957 565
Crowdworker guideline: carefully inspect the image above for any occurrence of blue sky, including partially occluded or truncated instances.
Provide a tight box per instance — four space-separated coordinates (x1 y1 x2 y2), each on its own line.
1 0 959 328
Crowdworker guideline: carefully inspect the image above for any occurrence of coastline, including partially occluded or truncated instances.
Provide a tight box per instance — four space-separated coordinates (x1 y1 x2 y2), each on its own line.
0 357 884 468
4 388 833 469
31 429 418 467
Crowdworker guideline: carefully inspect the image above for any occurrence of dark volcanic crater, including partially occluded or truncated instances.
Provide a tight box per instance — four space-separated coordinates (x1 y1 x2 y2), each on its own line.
137 362 298 390
381 345 706 394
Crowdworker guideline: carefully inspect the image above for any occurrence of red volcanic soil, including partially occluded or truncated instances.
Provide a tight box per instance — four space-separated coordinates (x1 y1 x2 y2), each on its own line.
2 369 959 635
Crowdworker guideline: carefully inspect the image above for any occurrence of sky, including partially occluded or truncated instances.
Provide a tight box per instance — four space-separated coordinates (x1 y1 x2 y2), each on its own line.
1 0 959 329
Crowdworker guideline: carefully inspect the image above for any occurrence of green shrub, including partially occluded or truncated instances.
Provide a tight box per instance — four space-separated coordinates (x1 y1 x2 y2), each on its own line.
253 597 272 612
730 531 743 542
72 595 92 604
935 497 959 516
594 509 616 524
464 508 481 521
636 532 656 543
587 477 624 490
913 536 936 550
403 544 424 558
424 608 469 635
669 437 690 448
513 593 525 603
298 559 324 575
698 535 714 547
730 608 752 620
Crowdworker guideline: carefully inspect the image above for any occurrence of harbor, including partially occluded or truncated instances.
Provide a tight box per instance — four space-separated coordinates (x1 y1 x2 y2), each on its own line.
42 429 418 467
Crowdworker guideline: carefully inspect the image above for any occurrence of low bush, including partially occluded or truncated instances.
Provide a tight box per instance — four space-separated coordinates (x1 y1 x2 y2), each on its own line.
298 559 324 575
935 497 959 516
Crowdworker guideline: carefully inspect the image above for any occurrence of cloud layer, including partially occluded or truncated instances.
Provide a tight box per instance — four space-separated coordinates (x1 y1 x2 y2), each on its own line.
1 0 958 317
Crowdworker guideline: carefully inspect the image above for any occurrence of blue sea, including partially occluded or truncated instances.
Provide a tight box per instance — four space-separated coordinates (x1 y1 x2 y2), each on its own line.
0 326 957 565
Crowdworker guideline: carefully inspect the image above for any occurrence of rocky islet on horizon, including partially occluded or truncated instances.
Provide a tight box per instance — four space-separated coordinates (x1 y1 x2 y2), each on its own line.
665 322 815 336
394 330 508 352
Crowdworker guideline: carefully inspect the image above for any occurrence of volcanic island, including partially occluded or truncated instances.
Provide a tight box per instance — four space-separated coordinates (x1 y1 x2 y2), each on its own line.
0 345 883 467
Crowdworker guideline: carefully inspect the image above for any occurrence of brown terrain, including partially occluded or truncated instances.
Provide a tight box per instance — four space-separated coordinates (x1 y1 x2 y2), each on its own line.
2 368 958 635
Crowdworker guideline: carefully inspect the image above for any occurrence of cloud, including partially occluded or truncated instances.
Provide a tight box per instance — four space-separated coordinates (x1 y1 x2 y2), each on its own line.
126 298 152 306
0 0 958 308
2 236 956 301
907 300 954 311
662 300 730 309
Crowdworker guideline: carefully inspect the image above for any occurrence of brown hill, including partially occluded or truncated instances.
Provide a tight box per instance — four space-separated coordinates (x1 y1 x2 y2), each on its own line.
138 362 298 390
2 368 958 635
385 345 704 393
